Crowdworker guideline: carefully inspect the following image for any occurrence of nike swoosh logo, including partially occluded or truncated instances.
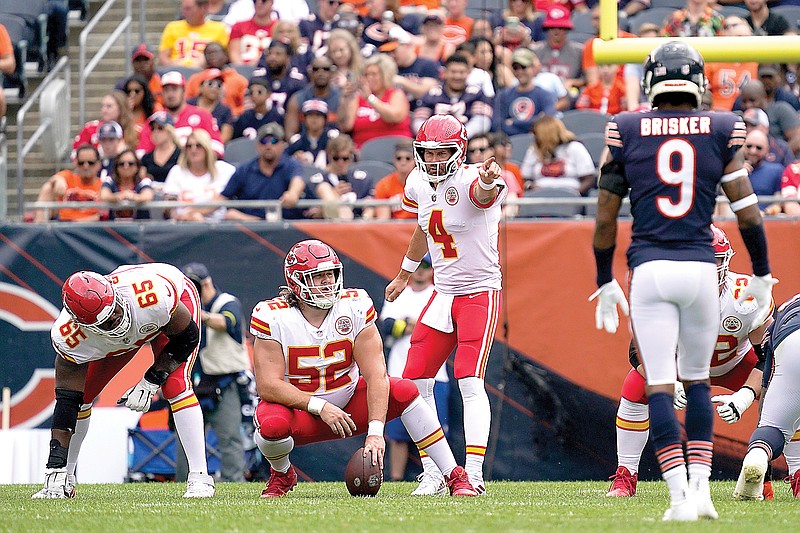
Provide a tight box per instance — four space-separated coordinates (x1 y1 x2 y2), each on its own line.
468 294 480 299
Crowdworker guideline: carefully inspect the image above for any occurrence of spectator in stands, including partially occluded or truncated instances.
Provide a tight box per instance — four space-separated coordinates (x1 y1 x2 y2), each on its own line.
740 79 800 157
252 40 307 117
575 63 627 115
704 17 757 112
416 12 456 65
413 54 493 138
299 0 340 54
472 36 514 92
521 115 595 195
269 20 315 78
442 0 474 47
468 133 521 217
452 40 495 98
33 144 104 223
124 74 161 137
744 0 790 35
97 121 126 179
622 22 660 111
0 22 15 121
338 53 412 148
115 44 163 106
284 56 342 140
218 122 305 220
286 100 339 168
490 0 542 47
228 0 277 66
379 33 441 107
581 6 635 88
742 107 795 167
73 92 137 154
159 0 230 68
756 63 800 111
326 29 364 89
46 0 68 71
140 112 182 186
743 128 785 211
323 134 374 219
225 0 308 26
186 42 249 117
137 71 224 157
776 160 800 215
206 0 232 22
100 149 154 221
531 6 586 97
359 0 421 50
231 78 282 140
661 0 724 37
374 140 416 220
187 69 235 143
494 47 557 136
163 129 236 221
491 131 524 192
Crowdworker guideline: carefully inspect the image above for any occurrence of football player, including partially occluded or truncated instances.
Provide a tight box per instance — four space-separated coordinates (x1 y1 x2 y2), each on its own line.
385 114 506 495
32 264 214 499
591 41 776 521
607 225 774 499
735 292 800 500
250 240 477 498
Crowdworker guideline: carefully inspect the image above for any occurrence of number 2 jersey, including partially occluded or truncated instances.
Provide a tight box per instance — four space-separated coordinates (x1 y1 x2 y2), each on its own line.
51 263 187 364
401 164 507 295
605 110 746 269
249 289 377 408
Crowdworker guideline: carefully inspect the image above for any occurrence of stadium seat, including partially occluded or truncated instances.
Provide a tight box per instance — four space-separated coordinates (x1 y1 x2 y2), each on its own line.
509 133 533 164
157 65 201 81
0 14 30 98
561 109 609 136
719 5 749 19
359 135 411 164
569 31 596 44
584 188 631 217
517 187 583 218
772 6 800 29
232 64 256 79
576 132 607 167
224 137 257 167
649 0 686 9
627 7 675 34
350 160 394 184
0 0 47 70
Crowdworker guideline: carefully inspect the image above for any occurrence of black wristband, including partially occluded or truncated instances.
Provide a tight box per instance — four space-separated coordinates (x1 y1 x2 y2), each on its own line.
594 245 616 287
144 367 170 386
739 225 771 277
45 438 69 469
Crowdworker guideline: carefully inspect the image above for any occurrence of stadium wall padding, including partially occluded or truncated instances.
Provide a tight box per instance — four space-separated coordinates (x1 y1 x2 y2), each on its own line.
1 220 798 481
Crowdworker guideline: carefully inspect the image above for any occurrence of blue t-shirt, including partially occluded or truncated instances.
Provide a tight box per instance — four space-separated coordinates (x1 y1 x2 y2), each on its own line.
101 177 153 220
220 154 303 219
231 106 285 140
749 160 785 207
493 85 558 136
187 98 234 129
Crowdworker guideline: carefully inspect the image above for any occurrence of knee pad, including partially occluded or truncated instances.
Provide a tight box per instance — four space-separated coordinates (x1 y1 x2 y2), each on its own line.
256 404 292 440
620 370 648 404
458 376 486 400
390 378 419 406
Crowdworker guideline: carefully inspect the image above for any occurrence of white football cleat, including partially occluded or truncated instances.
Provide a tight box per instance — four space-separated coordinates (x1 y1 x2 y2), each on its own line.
184 472 215 498
31 468 76 499
467 471 486 495
696 494 718 520
411 470 447 496
733 449 768 501
662 499 698 521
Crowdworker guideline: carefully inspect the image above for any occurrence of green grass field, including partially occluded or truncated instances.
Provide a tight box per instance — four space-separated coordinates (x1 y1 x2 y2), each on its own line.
3 481 799 532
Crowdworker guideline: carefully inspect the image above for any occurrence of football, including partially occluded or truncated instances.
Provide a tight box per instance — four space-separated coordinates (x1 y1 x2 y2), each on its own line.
344 447 382 497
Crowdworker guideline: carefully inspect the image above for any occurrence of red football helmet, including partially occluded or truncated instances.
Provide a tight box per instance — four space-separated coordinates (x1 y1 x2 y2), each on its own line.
413 114 468 183
284 240 343 309
711 224 734 286
62 271 131 337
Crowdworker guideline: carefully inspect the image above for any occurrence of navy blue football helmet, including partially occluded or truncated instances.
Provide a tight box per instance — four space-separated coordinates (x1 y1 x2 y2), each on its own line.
642 41 707 108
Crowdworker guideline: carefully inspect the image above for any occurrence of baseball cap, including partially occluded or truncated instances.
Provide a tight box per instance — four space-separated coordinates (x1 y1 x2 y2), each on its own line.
257 122 285 142
182 263 210 284
199 68 224 83
248 77 271 90
742 108 770 128
131 43 154 60
148 111 174 127
302 99 329 115
511 48 535 68
161 71 186 87
758 63 780 77
97 121 123 140
423 13 444 25
543 6 573 29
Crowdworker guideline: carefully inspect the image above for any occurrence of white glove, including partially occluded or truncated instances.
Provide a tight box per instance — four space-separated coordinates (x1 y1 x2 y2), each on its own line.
712 387 757 424
673 382 687 410
589 280 629 334
737 274 778 325
31 468 74 499
118 377 161 412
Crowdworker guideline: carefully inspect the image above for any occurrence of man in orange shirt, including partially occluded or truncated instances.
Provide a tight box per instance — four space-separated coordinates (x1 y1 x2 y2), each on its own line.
443 0 474 47
0 22 15 120
704 16 757 111
374 140 417 220
34 145 105 222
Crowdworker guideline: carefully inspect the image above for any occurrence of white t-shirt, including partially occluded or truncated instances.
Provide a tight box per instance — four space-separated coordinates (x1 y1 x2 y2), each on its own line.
520 141 595 192
163 160 236 221
467 67 495 98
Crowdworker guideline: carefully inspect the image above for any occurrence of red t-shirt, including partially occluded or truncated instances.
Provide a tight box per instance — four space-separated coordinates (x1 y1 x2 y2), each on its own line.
350 88 412 148
137 103 223 157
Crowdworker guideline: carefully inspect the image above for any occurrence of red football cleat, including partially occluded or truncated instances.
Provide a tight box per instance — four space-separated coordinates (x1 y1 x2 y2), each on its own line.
446 466 478 497
606 466 638 497
763 480 774 500
785 471 800 498
261 466 298 498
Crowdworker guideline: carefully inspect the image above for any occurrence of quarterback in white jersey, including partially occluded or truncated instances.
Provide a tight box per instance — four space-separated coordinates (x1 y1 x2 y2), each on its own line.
33 263 214 500
250 240 477 498
385 114 506 495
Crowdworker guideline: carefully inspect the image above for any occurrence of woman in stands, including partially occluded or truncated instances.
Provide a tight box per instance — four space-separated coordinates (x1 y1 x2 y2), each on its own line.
337 53 411 149
99 149 154 221
73 91 138 153
162 129 235 222
521 115 596 195
140 112 181 186
471 36 515 92
124 74 160 137
326 29 363 89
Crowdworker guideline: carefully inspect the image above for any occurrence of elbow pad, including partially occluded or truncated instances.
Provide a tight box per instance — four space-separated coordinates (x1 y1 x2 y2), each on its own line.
598 160 629 198
164 319 200 364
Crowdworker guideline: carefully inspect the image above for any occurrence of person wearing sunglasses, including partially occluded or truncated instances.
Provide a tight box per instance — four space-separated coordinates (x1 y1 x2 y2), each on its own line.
494 47 557 137
114 44 163 108
298 0 342 55
33 144 105 223
219 122 306 220
374 140 418 220
187 69 235 143
123 74 161 133
284 56 342 140
286 100 339 168
100 149 154 220
230 78 283 141
742 129 784 213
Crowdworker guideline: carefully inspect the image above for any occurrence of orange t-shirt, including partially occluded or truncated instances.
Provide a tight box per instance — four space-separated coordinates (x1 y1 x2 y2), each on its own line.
575 78 626 115
373 172 416 219
185 68 248 117
400 0 440 8
705 62 758 112
443 16 474 47
0 23 12 57
503 161 524 193
55 169 104 221
149 73 164 108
